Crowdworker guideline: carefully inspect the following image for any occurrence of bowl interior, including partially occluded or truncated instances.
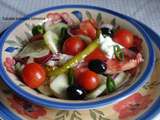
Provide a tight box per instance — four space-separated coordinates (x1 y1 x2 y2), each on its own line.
1 8 149 104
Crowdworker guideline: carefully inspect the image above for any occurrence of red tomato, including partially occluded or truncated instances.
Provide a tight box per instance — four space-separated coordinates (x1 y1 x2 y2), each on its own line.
74 66 89 79
22 63 46 88
80 20 97 40
113 29 134 48
76 70 100 91
63 37 86 56
85 48 108 62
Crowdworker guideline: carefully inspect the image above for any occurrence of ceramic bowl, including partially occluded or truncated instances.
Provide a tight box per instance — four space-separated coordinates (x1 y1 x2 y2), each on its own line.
0 5 155 110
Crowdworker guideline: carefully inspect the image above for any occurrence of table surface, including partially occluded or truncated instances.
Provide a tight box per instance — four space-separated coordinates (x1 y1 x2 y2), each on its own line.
0 0 160 120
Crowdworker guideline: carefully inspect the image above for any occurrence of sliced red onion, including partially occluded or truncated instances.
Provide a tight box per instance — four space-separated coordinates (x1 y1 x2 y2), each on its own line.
34 52 53 64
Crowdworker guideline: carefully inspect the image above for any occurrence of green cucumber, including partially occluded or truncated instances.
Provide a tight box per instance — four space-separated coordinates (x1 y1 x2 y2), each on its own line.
44 31 59 53
85 83 106 99
114 72 127 86
37 80 54 96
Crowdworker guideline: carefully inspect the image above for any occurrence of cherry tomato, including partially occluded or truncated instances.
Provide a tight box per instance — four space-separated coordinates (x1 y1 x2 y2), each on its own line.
80 20 97 40
22 63 46 88
113 29 134 48
74 67 89 79
76 70 100 91
85 48 108 62
63 37 86 56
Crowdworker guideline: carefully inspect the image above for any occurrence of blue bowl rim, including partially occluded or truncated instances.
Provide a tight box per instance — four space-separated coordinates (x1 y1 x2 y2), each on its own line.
0 5 155 110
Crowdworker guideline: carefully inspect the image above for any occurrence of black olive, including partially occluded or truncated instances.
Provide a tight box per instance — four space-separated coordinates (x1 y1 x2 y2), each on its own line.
88 59 106 74
129 47 139 53
67 85 87 100
101 27 114 37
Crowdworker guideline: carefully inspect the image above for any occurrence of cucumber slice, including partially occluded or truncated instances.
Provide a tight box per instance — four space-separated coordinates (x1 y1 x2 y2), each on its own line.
45 23 68 36
85 83 106 99
50 73 69 98
114 72 127 87
37 80 54 96
44 31 59 53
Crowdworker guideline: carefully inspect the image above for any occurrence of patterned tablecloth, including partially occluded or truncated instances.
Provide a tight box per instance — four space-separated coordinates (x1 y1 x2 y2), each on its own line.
0 0 160 119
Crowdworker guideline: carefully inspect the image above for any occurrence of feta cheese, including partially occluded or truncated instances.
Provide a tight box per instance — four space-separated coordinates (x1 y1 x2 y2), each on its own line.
99 34 124 59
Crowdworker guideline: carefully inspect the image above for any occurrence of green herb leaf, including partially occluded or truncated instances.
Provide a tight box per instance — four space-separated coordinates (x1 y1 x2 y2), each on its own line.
106 75 116 93
113 45 124 61
86 11 93 20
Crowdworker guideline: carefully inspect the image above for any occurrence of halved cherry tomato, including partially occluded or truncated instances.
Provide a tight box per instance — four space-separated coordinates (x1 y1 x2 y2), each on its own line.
85 48 107 62
80 20 97 40
22 63 46 88
74 66 89 79
76 70 100 91
63 36 86 56
113 29 134 48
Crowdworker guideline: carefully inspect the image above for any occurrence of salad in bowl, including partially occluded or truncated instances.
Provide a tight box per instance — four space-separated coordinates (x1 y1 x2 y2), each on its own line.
0 5 155 109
